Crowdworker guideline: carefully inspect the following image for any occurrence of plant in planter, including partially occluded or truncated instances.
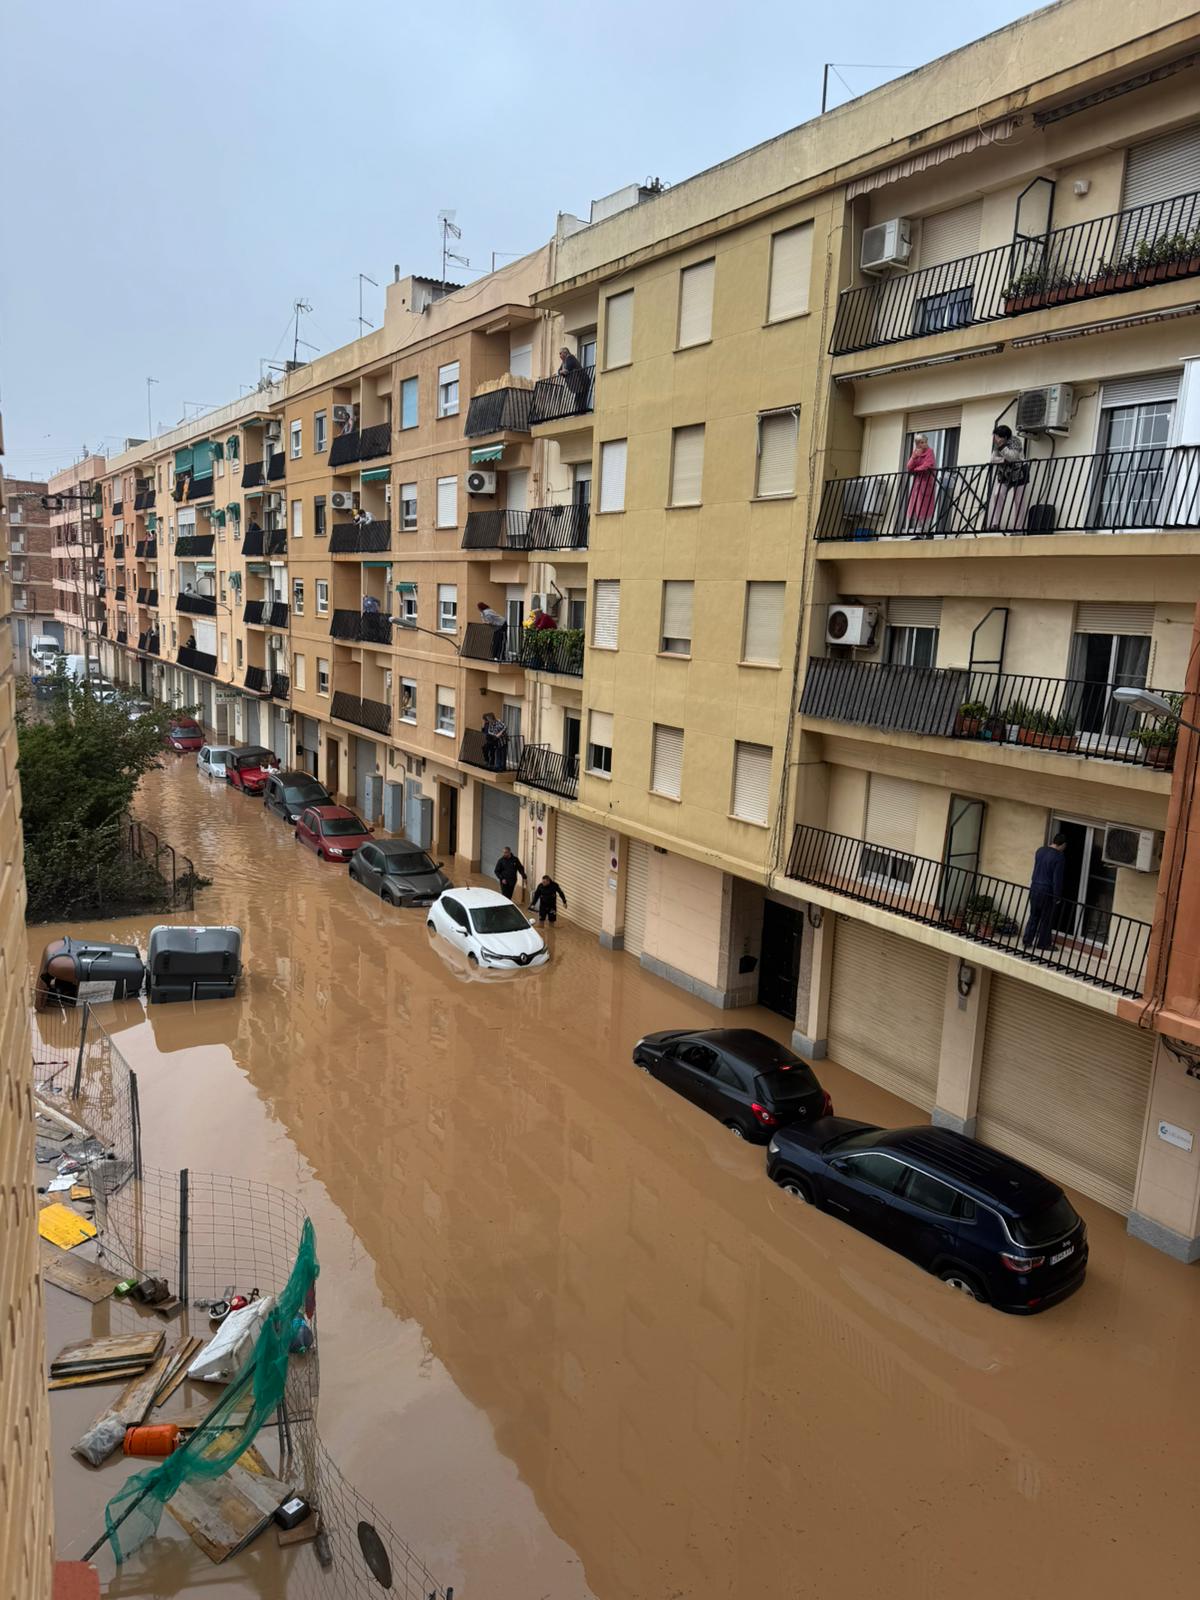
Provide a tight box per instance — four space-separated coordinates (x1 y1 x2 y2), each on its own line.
1133 228 1200 283
962 892 997 937
955 699 992 738
1003 268 1049 314
1133 724 1177 768
1013 706 1079 753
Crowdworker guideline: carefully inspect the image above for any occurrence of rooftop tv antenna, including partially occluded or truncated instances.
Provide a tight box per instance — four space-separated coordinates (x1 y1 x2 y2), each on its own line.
439 211 469 279
292 299 313 365
358 273 378 336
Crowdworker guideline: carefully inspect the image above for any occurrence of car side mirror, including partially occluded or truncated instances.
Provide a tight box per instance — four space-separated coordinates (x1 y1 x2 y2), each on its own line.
831 1159 848 1173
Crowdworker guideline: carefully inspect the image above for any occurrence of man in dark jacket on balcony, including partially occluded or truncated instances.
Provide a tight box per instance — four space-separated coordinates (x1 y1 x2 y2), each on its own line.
558 347 589 413
1023 832 1067 950
494 846 526 901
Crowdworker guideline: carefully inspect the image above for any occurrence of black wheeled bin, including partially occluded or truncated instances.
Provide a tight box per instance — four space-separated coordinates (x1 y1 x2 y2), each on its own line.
146 925 243 1004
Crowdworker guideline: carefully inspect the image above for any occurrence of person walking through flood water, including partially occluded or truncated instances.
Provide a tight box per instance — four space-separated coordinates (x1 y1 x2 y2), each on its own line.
494 845 526 901
530 875 568 925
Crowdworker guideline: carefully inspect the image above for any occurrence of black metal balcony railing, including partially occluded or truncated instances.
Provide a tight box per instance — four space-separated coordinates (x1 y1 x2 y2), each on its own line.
815 446 1200 542
832 188 1200 356
177 645 218 677
517 743 579 799
328 423 391 468
243 600 265 625
241 460 265 489
266 453 285 483
329 520 391 554
800 657 1182 770
144 539 158 561
516 628 585 677
464 386 534 437
331 690 391 736
529 367 596 426
270 672 290 700
135 539 147 559
116 629 128 645
176 592 218 617
146 589 158 608
328 431 360 468
99 621 108 638
112 501 123 517
175 533 215 558
786 824 1151 996
329 609 393 646
459 621 521 665
462 504 590 552
134 493 147 512
459 726 525 773
115 585 127 602
136 587 149 605
244 665 268 693
112 540 125 560
266 529 287 557
173 472 214 502
241 526 266 556
266 601 289 628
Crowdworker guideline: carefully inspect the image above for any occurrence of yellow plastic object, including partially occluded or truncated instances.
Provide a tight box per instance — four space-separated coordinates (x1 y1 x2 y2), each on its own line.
38 1204 98 1250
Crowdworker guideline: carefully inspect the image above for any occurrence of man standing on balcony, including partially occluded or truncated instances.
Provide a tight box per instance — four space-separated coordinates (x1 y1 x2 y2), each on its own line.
1023 832 1067 950
477 600 507 660
558 347 589 414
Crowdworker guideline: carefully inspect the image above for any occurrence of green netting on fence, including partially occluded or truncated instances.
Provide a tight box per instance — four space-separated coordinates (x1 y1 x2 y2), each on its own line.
103 1218 319 1564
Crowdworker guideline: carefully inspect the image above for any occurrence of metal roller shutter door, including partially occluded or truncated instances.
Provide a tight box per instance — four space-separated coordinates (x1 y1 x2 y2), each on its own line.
976 976 1154 1214
623 839 651 956
554 813 608 934
481 787 520 877
827 918 946 1110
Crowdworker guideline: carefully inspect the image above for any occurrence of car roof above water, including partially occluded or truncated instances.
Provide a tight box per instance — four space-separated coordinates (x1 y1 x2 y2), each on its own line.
871 1126 1065 1215
687 1028 804 1066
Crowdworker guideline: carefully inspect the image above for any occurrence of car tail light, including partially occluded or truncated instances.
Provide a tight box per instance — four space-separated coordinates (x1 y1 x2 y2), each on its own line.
751 1103 778 1127
1000 1251 1045 1273
820 1091 833 1117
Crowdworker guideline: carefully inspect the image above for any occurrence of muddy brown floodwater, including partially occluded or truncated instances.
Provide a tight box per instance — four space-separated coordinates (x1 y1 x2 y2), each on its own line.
35 760 1200 1599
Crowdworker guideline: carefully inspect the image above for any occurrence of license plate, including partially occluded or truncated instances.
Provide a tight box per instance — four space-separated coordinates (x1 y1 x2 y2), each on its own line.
1050 1244 1074 1265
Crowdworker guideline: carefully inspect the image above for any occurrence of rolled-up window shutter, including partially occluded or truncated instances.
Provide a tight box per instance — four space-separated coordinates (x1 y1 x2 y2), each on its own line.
767 223 813 322
604 291 633 367
1099 371 1182 409
592 580 620 648
905 407 962 435
1121 124 1200 209
919 201 981 266
599 440 627 512
651 725 684 799
757 411 798 497
437 684 456 709
677 261 714 348
743 582 785 664
865 775 918 852
887 598 942 629
589 710 613 747
732 743 772 824
670 426 705 506
1075 602 1155 635
661 581 693 647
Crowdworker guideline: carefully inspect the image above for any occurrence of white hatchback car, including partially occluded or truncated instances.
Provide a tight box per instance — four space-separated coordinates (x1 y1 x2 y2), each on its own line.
197 744 237 779
427 887 549 970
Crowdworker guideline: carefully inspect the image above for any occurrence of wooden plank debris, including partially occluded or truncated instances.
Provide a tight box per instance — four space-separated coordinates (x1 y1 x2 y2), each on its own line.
51 1330 164 1377
151 1338 204 1408
38 1203 97 1250
167 1445 294 1563
48 1367 150 1392
72 1344 179 1465
39 1243 124 1305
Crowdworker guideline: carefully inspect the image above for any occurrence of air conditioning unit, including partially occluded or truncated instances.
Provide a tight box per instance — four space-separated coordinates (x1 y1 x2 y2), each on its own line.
267 493 284 512
861 218 913 274
842 477 888 519
332 405 353 425
330 490 355 512
280 707 293 724
466 470 497 495
826 604 879 648
1102 825 1162 873
1016 384 1074 435
268 634 284 652
266 421 282 440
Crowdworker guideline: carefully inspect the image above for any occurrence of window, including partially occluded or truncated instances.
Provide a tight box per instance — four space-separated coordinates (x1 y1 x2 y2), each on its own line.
314 411 327 454
756 409 799 497
437 584 457 632
587 710 613 776
220 632 229 664
677 260 715 348
767 222 813 322
400 482 417 531
840 1153 906 1194
604 290 634 368
914 286 973 336
290 420 302 459
598 439 627 513
742 582 785 665
400 678 417 721
859 773 917 886
314 496 327 538
651 724 684 799
435 686 455 735
885 599 941 668
901 1168 960 1216
292 579 304 615
236 638 244 668
400 376 418 429
660 581 693 655
732 742 772 825
437 362 460 418
291 499 303 539
592 579 620 649
317 657 330 695
669 425 704 506
316 580 329 616
400 587 418 627
436 476 457 528
294 653 306 692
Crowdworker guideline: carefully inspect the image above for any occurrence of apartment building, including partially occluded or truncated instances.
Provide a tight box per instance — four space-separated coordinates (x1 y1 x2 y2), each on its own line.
47 454 105 661
4 476 54 669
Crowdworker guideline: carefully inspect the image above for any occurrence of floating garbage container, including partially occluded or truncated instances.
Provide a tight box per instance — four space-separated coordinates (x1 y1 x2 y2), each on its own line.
35 937 146 1009
146 925 242 1005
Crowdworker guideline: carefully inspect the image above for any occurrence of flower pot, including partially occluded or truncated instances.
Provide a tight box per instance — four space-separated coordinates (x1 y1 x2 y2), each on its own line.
955 714 984 738
1004 293 1044 315
1016 726 1079 753
1139 743 1176 770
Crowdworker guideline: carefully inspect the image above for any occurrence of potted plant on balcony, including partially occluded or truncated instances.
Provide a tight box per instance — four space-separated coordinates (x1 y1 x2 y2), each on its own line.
962 892 997 938
1133 725 1177 769
1003 269 1049 315
1011 706 1079 753
1132 228 1200 286
954 699 993 738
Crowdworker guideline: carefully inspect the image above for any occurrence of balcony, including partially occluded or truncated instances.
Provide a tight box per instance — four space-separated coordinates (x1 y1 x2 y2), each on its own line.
459 621 520 665
115 585 126 602
516 628 584 677
266 453 285 483
831 188 1200 356
786 824 1150 997
134 487 155 511
243 600 265 625
241 461 265 489
330 520 391 554
112 540 125 561
177 645 218 677
329 609 393 646
244 665 268 694
517 743 579 800
116 629 128 645
814 446 1200 542
135 539 147 559
112 501 124 517
136 631 161 656
136 586 149 605
266 529 287 557
244 600 289 628
529 368 595 426
462 504 589 552
799 657 1181 771
177 592 218 617
332 690 391 736
143 539 158 562
173 472 214 503
459 726 524 774
328 422 391 468
241 525 266 556
175 533 215 558
270 672 290 700
464 386 533 437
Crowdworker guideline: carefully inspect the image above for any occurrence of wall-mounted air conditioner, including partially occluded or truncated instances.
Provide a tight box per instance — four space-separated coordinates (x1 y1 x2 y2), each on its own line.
1016 384 1074 435
280 707 293 724
332 405 353 425
826 604 879 648
466 470 497 495
1102 825 1162 873
861 218 912 274
842 478 888 519
330 490 355 512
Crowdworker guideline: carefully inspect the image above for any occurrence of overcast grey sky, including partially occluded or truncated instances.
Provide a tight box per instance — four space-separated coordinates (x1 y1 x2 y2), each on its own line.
0 0 1037 479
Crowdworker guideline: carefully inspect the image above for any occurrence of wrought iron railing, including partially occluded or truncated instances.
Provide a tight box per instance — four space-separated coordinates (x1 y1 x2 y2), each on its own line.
175 533 215 558
176 592 217 616
266 600 289 628
459 726 525 773
329 520 391 553
831 188 1200 355
329 609 393 645
241 526 266 556
177 645 218 677
331 690 391 736
517 743 579 799
112 540 125 560
464 386 534 437
516 628 585 677
241 460 265 489
462 504 590 551
799 657 1181 770
529 367 595 426
328 423 391 468
459 621 520 664
244 600 265 624
245 665 268 693
814 445 1200 541
786 824 1151 996
266 453 285 482
270 672 290 700
266 529 287 556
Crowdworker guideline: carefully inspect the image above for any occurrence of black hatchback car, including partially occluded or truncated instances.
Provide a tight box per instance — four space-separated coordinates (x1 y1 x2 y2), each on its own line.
263 770 332 823
349 837 452 907
632 1028 832 1141
766 1120 1087 1313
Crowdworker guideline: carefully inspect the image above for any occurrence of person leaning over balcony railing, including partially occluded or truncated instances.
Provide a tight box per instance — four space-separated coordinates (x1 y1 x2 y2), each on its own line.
987 426 1029 533
477 600 507 659
558 347 589 414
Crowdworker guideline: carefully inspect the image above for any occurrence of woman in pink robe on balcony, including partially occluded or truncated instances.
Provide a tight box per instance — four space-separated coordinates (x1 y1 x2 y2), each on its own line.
904 435 937 532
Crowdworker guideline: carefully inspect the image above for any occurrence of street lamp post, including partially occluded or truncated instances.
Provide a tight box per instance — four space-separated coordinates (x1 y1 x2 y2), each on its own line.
1110 686 1200 738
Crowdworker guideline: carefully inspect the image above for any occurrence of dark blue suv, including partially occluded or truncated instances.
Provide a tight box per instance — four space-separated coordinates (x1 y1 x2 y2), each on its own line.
766 1120 1087 1313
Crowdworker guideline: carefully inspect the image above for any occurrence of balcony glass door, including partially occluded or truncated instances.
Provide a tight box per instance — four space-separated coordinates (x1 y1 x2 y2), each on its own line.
940 795 984 921
1094 400 1174 528
1067 631 1151 742
563 713 581 769
900 426 960 533
1051 816 1116 946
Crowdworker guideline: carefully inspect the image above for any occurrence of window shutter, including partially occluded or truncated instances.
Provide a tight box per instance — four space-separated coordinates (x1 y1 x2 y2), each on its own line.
1122 124 1200 210
767 223 813 321
1074 602 1155 635
604 291 634 367
509 342 532 378
592 580 620 648
756 411 798 497
506 468 529 512
905 406 962 435
599 440 627 512
677 261 714 348
589 710 613 747
743 582 785 664
437 684 456 709
652 725 684 799
1100 371 1182 410
887 598 942 629
436 477 457 526
661 580 693 645
670 426 705 506
919 201 982 267
732 742 772 824
865 775 918 852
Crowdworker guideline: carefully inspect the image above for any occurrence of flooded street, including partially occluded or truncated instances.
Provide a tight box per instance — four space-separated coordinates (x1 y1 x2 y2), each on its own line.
37 758 1200 1599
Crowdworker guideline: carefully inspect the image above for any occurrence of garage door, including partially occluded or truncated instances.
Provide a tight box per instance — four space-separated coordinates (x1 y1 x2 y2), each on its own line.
976 976 1154 1214
623 838 651 956
354 738 379 819
554 813 608 934
827 918 946 1111
244 698 260 745
481 786 520 879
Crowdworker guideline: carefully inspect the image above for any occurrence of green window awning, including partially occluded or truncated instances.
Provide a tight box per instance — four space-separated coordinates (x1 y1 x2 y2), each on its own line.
363 561 391 569
242 416 264 428
226 434 240 460
246 562 270 576
210 509 226 527
469 444 504 464
146 513 157 532
211 440 225 461
174 447 193 475
225 503 241 519
192 440 215 476
360 466 391 483
395 581 417 594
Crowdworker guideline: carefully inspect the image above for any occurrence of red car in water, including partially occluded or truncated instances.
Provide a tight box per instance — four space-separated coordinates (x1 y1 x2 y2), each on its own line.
166 717 204 753
294 804 373 861
225 746 280 795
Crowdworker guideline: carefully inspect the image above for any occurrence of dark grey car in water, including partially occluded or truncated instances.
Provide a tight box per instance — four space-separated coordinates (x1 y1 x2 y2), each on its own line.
348 838 452 907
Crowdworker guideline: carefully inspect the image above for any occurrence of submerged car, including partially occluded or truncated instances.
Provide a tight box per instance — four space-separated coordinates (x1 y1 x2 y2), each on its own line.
264 770 332 823
427 887 548 969
632 1028 831 1141
294 804 372 861
349 838 452 906
197 744 237 779
225 746 279 795
166 717 204 752
765 1121 1088 1314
